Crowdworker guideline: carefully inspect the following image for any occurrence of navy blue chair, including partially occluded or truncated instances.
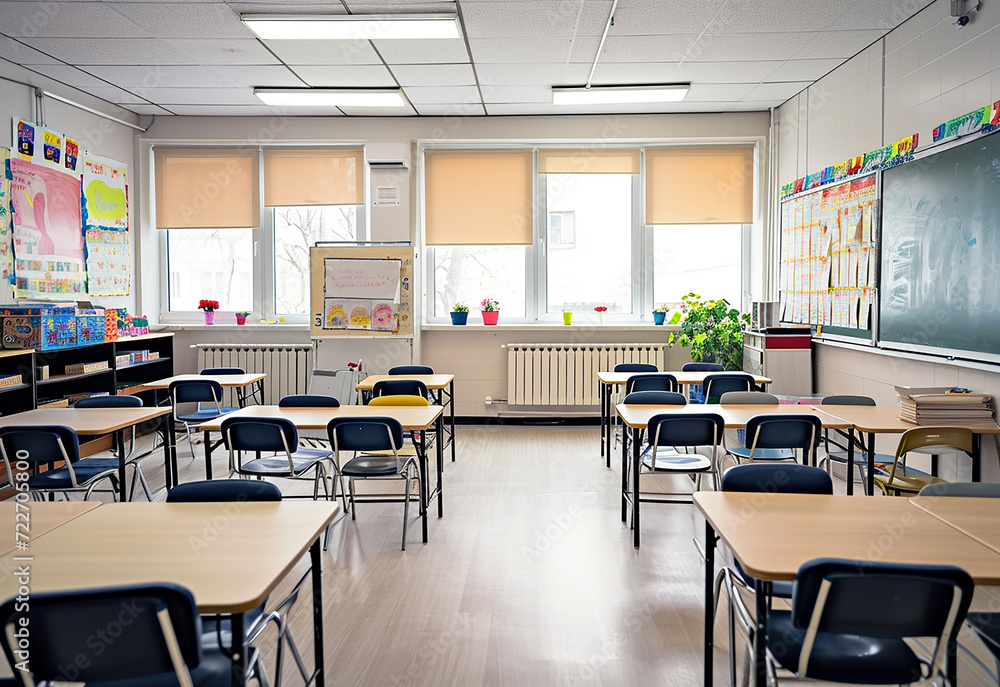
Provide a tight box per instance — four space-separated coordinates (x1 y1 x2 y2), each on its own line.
201 366 245 375
328 416 421 551
682 362 725 372
0 425 119 501
0 583 235 687
371 379 429 400
619 391 687 456
766 558 973 685
625 373 679 394
703 373 756 403
389 365 434 375
726 413 821 471
167 478 282 503
73 394 152 501
818 395 877 493
632 411 724 506
614 363 657 373
170 379 228 459
278 394 340 408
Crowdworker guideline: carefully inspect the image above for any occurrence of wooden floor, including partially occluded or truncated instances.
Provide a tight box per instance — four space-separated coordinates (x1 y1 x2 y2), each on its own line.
54 426 1000 685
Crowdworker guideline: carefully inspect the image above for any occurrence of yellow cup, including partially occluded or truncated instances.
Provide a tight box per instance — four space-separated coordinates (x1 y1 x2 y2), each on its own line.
563 312 573 325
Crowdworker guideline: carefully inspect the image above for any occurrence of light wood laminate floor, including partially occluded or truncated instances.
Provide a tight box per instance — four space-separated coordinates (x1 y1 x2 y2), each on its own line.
29 426 1000 686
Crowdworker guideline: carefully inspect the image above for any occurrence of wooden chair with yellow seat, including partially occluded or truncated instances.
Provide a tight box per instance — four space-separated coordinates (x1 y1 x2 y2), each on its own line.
874 426 975 496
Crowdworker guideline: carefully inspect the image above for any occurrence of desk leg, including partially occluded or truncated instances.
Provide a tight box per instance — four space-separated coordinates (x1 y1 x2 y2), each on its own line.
163 415 177 490
846 431 855 496
972 434 982 482
448 381 456 462
204 430 214 480
867 431 875 496
115 430 128 501
600 383 607 460
436 414 444 518
704 521 716 687
231 610 247 687
621 420 629 523
419 431 428 543
632 426 641 548
753 579 771 687
310 539 325 687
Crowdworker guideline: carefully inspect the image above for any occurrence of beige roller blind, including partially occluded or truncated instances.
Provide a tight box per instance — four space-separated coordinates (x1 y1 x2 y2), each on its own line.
538 148 640 174
425 149 533 245
645 146 755 224
154 147 259 229
264 147 363 206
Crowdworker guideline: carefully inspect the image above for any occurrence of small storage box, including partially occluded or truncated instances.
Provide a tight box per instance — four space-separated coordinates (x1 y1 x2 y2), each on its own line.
0 305 77 350
76 308 106 345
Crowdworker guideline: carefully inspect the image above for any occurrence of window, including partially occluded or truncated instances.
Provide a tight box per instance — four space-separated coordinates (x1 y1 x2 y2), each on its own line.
547 211 575 247
432 246 527 318
652 225 745 311
155 146 364 321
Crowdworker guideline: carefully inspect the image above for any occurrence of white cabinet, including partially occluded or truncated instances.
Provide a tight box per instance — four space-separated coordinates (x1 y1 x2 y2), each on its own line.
743 330 812 397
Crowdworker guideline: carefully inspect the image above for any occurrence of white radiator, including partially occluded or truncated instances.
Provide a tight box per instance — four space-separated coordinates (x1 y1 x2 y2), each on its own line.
193 343 313 404
506 343 667 406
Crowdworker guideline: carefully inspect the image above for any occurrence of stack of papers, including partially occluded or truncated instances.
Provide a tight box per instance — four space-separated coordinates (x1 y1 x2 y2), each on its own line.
895 386 996 427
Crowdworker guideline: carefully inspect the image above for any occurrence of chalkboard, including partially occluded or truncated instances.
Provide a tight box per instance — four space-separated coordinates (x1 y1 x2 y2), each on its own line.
880 132 1000 362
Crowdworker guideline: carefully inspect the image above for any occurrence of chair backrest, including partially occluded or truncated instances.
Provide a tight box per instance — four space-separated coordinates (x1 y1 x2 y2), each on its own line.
167 479 282 502
681 362 725 372
74 395 143 408
201 367 245 375
388 365 434 375
626 373 678 394
722 463 833 494
328 417 404 453
622 391 687 406
169 379 224 405
278 394 340 408
0 425 80 470
221 416 298 454
821 394 876 407
917 482 1000 498
719 391 778 404
647 412 724 448
371 379 428 399
614 363 657 373
368 395 430 407
745 414 822 460
703 373 755 402
0 583 206 684
790 558 973 679
896 426 974 457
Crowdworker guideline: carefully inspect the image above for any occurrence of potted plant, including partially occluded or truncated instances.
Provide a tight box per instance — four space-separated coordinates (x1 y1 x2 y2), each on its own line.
199 299 219 325
235 310 251 325
593 305 607 324
480 297 500 325
668 293 749 370
652 303 669 325
450 303 469 326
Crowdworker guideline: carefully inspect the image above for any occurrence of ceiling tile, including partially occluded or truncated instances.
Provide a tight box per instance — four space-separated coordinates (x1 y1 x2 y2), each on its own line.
411 102 484 116
118 103 175 115
291 64 397 87
111 2 251 39
469 35 600 63
164 104 341 116
19 37 201 64
827 0 935 30
791 30 885 59
599 34 709 63
708 1 858 33
686 83 757 101
23 64 115 89
263 39 383 65
678 32 818 62
0 35 61 64
481 84 551 103
476 62 590 86
0 2 150 38
608 0 725 35
76 84 152 104
390 63 475 86
81 64 305 89
372 38 470 63
126 87 264 105
762 58 844 82
403 84 480 103
459 1 608 38
164 38 281 65
590 60 785 84
740 81 812 101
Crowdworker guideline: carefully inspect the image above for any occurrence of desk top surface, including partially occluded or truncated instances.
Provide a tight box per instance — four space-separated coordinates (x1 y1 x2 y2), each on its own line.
0 406 171 434
616 402 852 429
0 502 339 613
356 374 455 390
198 404 444 431
141 373 267 389
911 496 1000 555
813 404 1000 434
598 370 772 386
695 492 1000 584
0 502 99 554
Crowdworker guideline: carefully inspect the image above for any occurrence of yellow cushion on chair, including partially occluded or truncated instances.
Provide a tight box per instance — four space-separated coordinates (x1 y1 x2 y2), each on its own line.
874 464 948 495
368 395 429 407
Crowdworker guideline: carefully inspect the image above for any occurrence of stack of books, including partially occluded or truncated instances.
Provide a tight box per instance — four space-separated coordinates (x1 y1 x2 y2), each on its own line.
895 386 996 427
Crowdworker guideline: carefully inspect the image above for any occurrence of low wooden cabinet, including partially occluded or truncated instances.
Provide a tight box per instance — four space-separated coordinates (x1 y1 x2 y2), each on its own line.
743 330 812 397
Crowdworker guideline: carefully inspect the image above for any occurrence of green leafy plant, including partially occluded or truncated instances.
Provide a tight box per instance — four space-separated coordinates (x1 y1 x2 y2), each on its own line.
652 303 670 314
668 293 749 370
480 298 499 312
451 303 469 313
236 310 252 317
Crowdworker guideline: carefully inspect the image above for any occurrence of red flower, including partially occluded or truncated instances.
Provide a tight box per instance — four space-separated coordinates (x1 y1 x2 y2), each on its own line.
198 300 220 312
594 306 608 312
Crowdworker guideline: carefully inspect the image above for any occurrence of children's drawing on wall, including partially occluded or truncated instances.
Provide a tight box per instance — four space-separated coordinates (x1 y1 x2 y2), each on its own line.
82 154 130 296
0 148 13 283
321 257 400 332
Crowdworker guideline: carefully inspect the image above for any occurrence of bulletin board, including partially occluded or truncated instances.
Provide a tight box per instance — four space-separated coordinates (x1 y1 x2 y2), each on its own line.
309 244 413 338
778 173 879 340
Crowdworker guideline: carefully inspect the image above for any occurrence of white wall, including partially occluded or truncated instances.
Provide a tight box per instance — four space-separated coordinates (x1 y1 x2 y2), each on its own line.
0 57 141 312
772 0 1000 480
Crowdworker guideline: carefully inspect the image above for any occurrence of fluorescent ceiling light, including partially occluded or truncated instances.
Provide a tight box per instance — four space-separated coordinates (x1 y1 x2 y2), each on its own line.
254 88 406 107
242 14 460 40
552 84 690 105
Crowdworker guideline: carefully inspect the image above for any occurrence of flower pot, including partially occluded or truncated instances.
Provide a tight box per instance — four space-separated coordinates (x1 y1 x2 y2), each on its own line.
652 311 666 325
481 310 499 325
235 314 247 325
204 310 216 325
450 311 469 325
562 312 573 325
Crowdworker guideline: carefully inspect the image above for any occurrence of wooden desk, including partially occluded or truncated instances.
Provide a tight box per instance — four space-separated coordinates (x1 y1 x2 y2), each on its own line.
911 495 1000 555
199 404 445 543
0 406 176 494
597 371 772 465
695 492 1000 687
814 405 1000 495
356 373 457 462
616 403 849 548
141 372 267 408
0 501 339 687
0 501 99 554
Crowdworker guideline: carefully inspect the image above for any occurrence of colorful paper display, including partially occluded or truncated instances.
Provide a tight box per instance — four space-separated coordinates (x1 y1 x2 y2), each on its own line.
0 148 12 283
82 154 130 296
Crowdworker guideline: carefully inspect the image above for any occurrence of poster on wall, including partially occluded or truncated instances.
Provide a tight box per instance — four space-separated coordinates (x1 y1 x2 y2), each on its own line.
0 148 13 284
82 153 130 295
321 257 401 331
9 156 86 299
16 120 80 174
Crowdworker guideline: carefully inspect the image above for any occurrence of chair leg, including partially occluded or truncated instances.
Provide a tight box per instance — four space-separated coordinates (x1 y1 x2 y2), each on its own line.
401 464 413 551
129 463 153 502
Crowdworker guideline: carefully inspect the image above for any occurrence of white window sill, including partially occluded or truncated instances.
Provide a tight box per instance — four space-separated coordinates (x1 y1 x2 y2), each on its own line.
420 323 681 333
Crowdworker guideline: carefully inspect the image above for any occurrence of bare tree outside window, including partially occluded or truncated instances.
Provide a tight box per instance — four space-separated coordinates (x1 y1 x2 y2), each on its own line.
274 206 358 314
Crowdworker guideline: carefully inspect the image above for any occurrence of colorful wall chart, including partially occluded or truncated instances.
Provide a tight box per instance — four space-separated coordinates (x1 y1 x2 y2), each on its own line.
321 257 401 332
778 174 878 330
0 148 12 283
82 154 130 295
